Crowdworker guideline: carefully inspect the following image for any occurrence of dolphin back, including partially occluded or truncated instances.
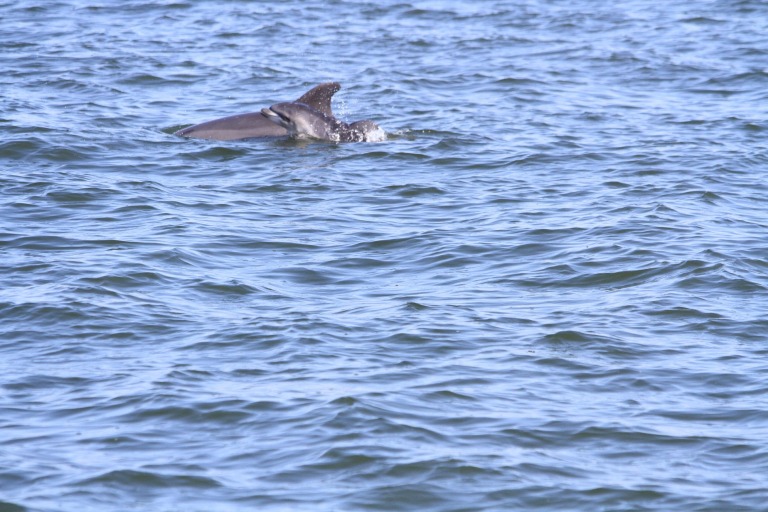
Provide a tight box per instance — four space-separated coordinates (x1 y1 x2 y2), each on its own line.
174 112 285 140
295 82 341 117
346 120 385 142
174 82 342 141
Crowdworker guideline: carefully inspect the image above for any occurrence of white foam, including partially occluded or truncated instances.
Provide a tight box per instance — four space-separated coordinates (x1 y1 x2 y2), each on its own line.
364 127 387 142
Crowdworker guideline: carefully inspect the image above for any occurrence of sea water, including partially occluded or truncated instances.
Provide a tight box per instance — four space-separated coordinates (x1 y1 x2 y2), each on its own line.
2 1 768 510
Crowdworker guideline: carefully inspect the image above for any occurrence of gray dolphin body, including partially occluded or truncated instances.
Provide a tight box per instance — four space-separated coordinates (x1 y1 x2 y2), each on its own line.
261 102 383 142
174 82 341 141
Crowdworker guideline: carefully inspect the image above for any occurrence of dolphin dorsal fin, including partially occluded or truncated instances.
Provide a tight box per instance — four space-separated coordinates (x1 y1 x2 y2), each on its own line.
295 82 341 117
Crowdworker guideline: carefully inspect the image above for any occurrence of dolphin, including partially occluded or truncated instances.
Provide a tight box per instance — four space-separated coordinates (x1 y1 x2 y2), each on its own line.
261 102 383 142
174 82 341 140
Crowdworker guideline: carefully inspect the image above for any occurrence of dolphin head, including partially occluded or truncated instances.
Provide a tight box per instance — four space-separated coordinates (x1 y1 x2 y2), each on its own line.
261 102 336 140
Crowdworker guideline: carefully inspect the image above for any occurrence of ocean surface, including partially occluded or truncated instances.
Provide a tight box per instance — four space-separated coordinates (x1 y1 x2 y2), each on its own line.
2 1 768 510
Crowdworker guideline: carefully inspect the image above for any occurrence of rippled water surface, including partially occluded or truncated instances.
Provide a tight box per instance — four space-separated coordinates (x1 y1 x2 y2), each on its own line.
2 1 768 510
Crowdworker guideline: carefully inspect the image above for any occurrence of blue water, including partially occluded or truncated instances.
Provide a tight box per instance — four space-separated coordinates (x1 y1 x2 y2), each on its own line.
2 1 768 510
